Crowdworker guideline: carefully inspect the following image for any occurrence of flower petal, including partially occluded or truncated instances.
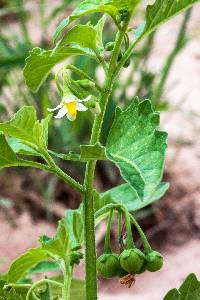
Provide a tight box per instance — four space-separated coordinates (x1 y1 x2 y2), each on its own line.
76 102 88 111
78 95 92 102
54 106 68 118
63 94 78 103
47 104 62 112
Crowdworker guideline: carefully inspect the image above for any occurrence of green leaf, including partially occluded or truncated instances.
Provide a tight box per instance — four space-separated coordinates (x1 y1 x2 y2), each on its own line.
106 98 167 199
8 138 40 156
40 219 69 260
0 107 36 142
95 16 106 52
49 150 81 162
8 248 47 283
164 273 200 300
28 261 59 274
137 0 200 41
0 134 20 168
53 0 142 42
55 24 98 53
80 143 106 161
179 273 200 300
53 0 118 43
164 289 180 300
65 207 83 249
0 282 34 300
0 106 51 151
100 182 169 212
24 47 95 92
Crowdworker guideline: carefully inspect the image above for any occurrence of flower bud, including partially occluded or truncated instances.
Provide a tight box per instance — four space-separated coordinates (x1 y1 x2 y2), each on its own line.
85 99 101 115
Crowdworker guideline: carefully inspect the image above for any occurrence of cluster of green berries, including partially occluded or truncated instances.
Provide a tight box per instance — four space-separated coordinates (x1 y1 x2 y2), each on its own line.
96 210 163 280
97 248 163 279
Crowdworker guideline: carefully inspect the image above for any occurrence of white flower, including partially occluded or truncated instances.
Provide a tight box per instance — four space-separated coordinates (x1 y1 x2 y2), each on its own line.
48 94 91 121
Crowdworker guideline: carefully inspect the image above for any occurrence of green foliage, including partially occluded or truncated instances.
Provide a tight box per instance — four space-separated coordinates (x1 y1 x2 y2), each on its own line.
137 0 200 41
24 47 94 92
53 0 142 43
8 248 47 283
0 106 50 152
0 134 21 168
39 219 70 260
53 0 117 43
28 261 59 274
55 25 99 52
65 207 83 249
0 282 32 300
106 98 167 199
101 182 169 211
164 273 200 300
80 143 106 161
8 138 41 156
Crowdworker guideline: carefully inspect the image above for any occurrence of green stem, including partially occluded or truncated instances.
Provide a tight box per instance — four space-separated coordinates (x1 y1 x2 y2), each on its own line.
62 265 73 300
66 65 102 92
17 158 84 194
104 210 113 253
124 209 134 249
26 279 63 300
83 20 129 300
93 49 108 73
129 214 152 253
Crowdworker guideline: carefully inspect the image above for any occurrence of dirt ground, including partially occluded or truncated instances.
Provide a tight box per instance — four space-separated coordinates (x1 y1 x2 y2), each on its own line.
0 2 200 300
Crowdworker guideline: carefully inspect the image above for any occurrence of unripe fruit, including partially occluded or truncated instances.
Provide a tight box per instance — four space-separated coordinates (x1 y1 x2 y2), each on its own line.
120 248 145 274
146 251 163 272
136 261 147 274
97 253 121 278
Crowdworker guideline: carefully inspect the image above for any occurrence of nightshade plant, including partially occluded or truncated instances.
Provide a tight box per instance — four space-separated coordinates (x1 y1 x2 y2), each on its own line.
0 1 200 300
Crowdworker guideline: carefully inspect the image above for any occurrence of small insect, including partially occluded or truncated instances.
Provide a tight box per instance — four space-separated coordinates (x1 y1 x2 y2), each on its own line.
120 274 136 288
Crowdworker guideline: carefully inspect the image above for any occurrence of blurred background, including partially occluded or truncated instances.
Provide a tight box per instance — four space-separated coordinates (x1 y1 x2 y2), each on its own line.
0 1 200 299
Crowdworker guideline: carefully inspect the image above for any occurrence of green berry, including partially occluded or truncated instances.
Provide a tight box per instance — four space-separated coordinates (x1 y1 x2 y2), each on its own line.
146 251 163 272
97 253 121 278
120 248 145 274
136 260 147 274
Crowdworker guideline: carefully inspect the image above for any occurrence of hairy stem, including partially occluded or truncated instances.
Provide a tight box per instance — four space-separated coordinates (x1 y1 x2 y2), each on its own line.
104 210 113 253
62 266 73 300
17 158 84 193
83 20 129 300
